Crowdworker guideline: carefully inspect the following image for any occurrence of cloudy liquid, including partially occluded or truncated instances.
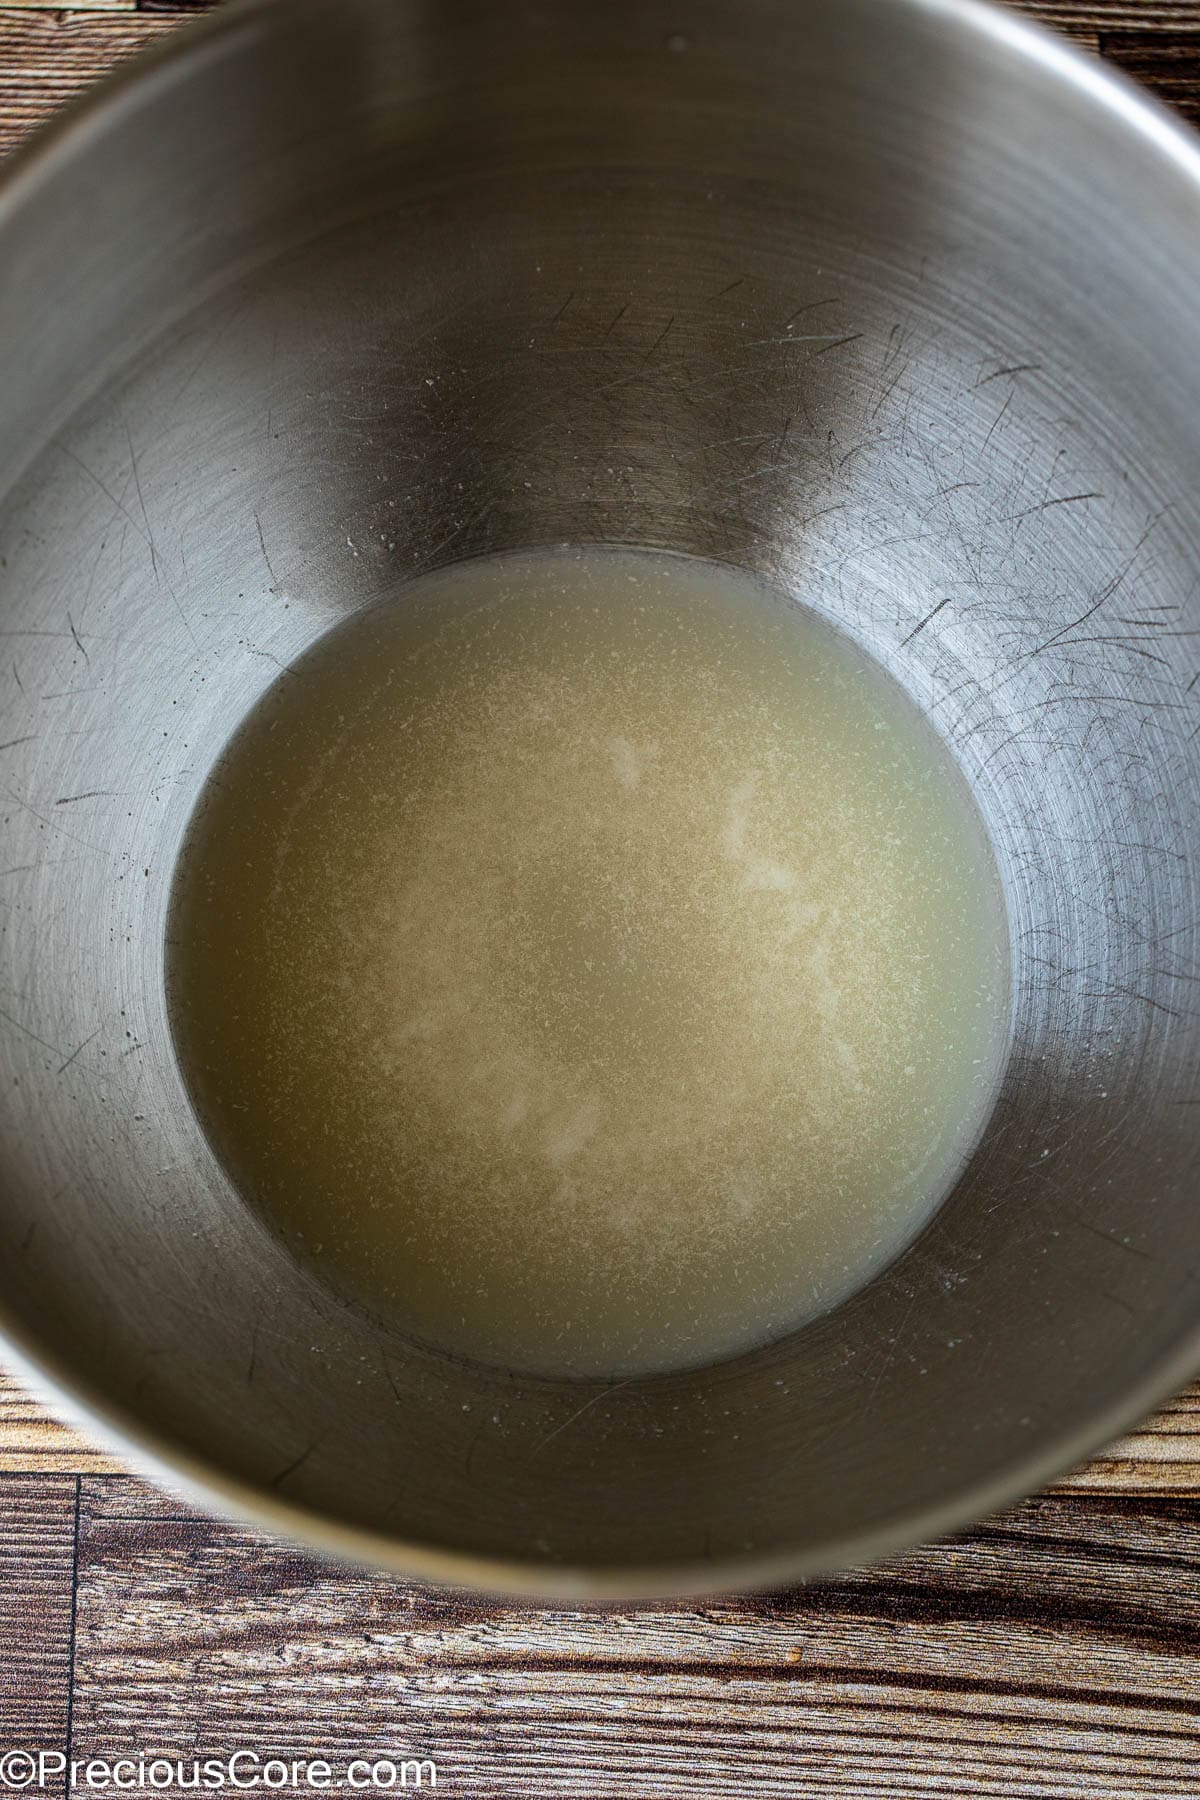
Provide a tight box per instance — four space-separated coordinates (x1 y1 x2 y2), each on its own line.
168 548 1010 1378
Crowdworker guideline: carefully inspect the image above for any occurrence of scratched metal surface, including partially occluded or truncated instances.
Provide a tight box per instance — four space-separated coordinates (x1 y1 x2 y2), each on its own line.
0 0 1196 1601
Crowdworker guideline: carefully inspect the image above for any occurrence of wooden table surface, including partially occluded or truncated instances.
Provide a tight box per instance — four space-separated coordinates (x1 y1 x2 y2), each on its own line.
2 3 1200 1795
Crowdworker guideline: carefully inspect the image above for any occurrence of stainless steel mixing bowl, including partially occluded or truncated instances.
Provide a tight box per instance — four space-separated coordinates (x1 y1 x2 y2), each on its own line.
0 0 1197 1598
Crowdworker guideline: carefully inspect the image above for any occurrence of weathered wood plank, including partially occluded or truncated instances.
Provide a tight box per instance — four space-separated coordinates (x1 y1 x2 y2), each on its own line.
3 4 136 14
1028 2 1200 26
0 8 177 157
1099 29 1200 119
0 1372 126 1473
4 4 135 13
0 1476 77 1791
1059 1384 1200 1492
69 1476 1200 1800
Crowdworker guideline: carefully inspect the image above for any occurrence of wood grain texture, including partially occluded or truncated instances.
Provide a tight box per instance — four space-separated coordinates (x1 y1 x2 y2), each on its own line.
1029 2 1200 24
1099 29 1200 116
0 1477 76 1792
66 1477 1200 1799
3 3 136 13
1056 1384 1200 1491
0 1373 125 1474
0 9 177 157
